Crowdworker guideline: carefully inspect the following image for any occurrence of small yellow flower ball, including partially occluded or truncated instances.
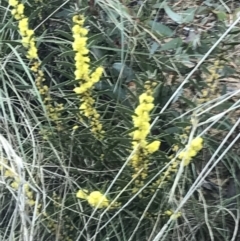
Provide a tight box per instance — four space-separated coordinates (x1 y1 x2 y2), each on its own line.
27 199 35 206
16 3 24 15
170 212 181 220
72 15 85 25
146 140 161 153
87 191 109 209
11 181 19 189
182 156 191 166
76 189 89 199
172 145 179 152
9 0 18 6
164 210 172 216
190 137 203 151
4 169 15 177
187 148 197 158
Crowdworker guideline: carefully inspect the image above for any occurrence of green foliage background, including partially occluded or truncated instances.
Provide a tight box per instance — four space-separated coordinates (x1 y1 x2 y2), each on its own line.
1 0 240 241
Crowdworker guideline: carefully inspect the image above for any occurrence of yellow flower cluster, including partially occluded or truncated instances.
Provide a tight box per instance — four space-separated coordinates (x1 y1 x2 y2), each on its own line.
149 157 179 192
130 81 161 194
164 209 181 220
198 60 221 104
178 136 203 166
9 0 37 59
43 192 74 241
76 189 109 209
1 159 39 208
34 0 44 26
9 0 63 130
72 15 104 139
76 189 120 209
11 182 37 206
149 126 200 192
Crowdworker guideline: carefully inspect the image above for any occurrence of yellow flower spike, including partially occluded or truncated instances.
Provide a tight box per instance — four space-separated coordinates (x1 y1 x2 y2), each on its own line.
9 0 61 131
72 14 104 139
128 81 159 193
178 137 204 166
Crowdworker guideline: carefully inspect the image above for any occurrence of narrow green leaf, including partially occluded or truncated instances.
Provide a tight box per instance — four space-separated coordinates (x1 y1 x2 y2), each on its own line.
163 4 196 24
150 41 160 56
59 50 75 57
51 80 74 90
15 85 33 90
183 8 196 23
112 63 136 82
148 21 173 37
152 3 164 9
41 50 58 66
55 30 73 40
160 38 182 51
53 9 72 18
212 10 227 21
163 4 183 24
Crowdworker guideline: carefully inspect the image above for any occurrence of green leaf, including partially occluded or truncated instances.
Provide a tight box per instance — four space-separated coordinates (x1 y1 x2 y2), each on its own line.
41 50 59 66
183 8 196 22
54 69 74 81
174 122 192 128
220 66 235 77
15 85 33 90
55 61 75 68
55 30 73 40
51 80 75 90
112 63 136 82
178 96 196 108
53 9 72 18
163 4 183 24
62 93 80 98
233 8 240 21
165 126 180 135
150 41 160 56
148 21 173 37
163 4 196 24
91 46 105 59
212 10 227 21
95 81 131 106
59 50 75 57
160 38 182 51
224 42 240 46
152 3 164 9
